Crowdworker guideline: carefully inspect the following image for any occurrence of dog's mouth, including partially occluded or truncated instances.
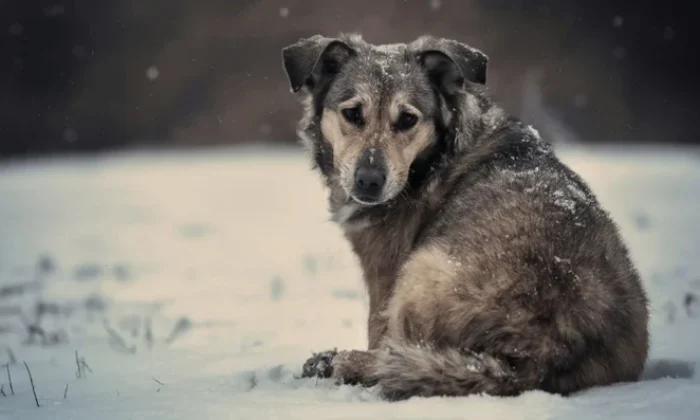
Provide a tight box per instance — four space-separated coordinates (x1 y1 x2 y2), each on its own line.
350 194 385 206
349 181 405 206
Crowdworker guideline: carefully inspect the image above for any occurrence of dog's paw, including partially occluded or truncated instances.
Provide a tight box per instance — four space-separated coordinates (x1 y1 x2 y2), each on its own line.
301 348 338 379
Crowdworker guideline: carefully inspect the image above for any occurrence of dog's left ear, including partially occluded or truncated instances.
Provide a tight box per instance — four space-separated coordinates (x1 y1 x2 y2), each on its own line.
411 37 488 95
282 35 355 94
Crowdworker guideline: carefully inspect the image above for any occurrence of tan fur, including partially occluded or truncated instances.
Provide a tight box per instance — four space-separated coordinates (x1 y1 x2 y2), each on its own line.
320 109 363 174
385 244 462 342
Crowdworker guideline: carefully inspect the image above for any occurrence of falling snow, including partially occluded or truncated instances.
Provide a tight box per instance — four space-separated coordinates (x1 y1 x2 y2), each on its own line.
63 128 78 143
145 66 160 81
8 23 23 36
44 4 66 17
72 45 86 59
664 26 676 40
574 94 588 108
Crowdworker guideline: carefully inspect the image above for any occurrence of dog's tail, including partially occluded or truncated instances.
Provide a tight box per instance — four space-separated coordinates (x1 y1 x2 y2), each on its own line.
371 339 531 401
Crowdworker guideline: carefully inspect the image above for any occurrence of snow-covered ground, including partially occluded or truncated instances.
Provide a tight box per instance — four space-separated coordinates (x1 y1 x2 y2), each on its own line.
0 144 699 419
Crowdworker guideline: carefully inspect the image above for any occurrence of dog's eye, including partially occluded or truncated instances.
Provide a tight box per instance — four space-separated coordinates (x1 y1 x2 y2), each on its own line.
395 112 418 131
341 106 364 126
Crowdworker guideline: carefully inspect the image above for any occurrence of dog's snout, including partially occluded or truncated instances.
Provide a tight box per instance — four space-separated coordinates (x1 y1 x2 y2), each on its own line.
352 148 387 203
355 166 386 194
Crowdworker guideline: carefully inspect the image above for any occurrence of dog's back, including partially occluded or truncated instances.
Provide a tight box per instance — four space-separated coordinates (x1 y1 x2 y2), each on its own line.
375 121 649 399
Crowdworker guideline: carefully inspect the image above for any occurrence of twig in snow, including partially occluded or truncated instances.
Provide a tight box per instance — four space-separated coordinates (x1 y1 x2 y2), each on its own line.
144 317 153 351
24 324 47 346
63 384 69 399
5 364 14 395
248 373 258 391
1 384 6 397
75 350 83 379
23 361 40 407
163 317 192 345
104 321 135 354
684 292 698 317
152 377 165 386
75 350 93 378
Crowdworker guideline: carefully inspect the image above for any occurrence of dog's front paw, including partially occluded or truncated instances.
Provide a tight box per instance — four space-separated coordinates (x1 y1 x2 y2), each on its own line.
301 349 338 379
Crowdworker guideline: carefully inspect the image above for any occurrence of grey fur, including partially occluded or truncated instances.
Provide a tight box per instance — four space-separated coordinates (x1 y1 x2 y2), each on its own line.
283 34 649 401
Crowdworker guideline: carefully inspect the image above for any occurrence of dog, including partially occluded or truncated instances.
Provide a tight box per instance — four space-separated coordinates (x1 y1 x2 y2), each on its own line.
281 34 649 401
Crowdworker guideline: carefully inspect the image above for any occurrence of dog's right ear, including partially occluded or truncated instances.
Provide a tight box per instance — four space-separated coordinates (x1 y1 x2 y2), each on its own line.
282 35 355 94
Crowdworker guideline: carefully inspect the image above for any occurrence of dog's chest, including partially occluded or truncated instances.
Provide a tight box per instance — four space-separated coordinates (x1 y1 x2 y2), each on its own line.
340 207 421 279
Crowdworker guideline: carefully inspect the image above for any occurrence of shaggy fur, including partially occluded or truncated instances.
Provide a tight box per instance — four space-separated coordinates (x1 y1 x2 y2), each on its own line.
281 33 649 401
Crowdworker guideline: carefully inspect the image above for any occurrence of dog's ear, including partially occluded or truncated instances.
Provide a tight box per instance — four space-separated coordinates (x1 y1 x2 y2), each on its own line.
412 37 488 95
282 35 355 93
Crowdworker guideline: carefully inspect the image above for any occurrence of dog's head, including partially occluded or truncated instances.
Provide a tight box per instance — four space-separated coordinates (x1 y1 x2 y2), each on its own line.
282 34 488 206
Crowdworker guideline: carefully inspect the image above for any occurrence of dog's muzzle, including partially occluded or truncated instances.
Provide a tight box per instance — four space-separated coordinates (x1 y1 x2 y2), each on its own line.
352 148 387 204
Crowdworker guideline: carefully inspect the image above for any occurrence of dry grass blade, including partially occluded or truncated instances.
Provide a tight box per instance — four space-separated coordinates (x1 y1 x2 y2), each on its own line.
104 321 135 353
5 364 14 396
23 361 40 407
163 317 192 345
144 317 154 350
75 350 84 379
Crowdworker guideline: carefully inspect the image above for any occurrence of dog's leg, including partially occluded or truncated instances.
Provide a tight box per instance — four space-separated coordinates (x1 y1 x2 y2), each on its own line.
368 312 389 350
367 274 393 350
301 349 380 387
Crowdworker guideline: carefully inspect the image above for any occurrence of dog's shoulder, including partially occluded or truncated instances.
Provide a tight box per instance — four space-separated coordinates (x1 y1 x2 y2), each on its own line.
451 119 595 206
426 119 606 245
447 120 547 196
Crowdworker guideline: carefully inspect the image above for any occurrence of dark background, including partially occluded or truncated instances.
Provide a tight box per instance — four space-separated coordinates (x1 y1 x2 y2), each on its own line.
2 0 699 160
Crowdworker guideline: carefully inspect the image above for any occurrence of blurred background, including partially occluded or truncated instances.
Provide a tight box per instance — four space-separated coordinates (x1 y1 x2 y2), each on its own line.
1 2 700 416
2 0 699 160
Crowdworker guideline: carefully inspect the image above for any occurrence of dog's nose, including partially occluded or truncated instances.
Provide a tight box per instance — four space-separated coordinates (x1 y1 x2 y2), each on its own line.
354 166 386 199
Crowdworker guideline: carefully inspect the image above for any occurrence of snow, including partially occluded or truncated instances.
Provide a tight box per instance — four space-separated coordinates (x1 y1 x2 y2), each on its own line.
552 189 577 212
664 26 676 41
1 144 699 419
145 66 160 81
8 23 23 37
613 16 625 28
